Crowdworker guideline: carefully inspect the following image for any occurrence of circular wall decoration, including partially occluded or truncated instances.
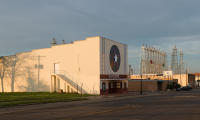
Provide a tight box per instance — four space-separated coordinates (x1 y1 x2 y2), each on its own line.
109 45 120 72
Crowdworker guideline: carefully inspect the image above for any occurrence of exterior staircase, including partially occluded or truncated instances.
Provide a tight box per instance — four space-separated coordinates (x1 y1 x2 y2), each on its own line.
51 74 87 94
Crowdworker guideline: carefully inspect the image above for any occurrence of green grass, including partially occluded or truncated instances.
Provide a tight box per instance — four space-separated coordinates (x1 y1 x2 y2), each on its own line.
0 92 92 107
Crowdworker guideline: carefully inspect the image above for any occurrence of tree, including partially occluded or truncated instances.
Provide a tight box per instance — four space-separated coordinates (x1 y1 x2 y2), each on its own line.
0 56 7 92
6 55 20 92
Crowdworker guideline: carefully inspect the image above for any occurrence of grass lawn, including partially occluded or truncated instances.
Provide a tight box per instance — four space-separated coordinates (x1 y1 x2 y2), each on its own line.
0 92 92 107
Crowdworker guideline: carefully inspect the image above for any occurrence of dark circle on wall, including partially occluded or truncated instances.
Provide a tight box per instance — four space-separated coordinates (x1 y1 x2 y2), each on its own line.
109 45 120 72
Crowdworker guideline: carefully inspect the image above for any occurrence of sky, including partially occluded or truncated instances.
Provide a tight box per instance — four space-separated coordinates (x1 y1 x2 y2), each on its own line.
0 0 200 73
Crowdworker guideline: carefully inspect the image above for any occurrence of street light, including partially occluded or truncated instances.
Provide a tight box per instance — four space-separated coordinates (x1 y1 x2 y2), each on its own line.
140 46 143 95
140 59 143 95
140 73 143 95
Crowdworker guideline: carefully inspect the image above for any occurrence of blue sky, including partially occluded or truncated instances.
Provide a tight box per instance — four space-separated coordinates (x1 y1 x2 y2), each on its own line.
0 0 200 73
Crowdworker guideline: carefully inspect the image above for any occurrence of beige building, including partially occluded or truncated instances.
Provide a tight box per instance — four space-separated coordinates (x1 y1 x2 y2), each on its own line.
193 73 200 87
130 73 195 88
0 36 128 94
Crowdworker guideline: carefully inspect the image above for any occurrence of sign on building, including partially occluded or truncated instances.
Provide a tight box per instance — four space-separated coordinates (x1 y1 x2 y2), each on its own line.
163 71 173 76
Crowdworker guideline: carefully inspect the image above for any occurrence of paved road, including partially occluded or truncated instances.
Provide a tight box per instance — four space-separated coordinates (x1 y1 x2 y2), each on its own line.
1 90 200 120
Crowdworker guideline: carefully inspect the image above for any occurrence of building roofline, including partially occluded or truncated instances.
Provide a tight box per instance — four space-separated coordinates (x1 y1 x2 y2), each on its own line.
1 36 127 56
98 36 127 46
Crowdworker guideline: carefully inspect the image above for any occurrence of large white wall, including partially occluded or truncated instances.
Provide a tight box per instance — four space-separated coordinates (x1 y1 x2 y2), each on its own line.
49 36 101 94
173 74 188 87
0 36 101 94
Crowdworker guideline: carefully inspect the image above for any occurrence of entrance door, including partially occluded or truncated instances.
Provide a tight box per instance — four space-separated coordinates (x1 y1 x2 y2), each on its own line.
108 82 112 93
124 82 127 89
157 81 163 91
113 82 122 93
102 83 106 91
54 64 59 74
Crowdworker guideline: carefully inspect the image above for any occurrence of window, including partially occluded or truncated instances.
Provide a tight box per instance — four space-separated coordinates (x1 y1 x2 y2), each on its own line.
115 82 122 88
124 82 127 88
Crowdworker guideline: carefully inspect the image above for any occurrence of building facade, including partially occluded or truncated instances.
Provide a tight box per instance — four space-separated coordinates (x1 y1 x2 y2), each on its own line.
128 80 171 92
130 73 195 88
0 36 128 95
100 37 128 94
193 73 200 87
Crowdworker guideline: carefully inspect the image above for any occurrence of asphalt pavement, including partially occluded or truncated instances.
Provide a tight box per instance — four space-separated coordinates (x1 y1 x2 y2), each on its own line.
0 89 200 120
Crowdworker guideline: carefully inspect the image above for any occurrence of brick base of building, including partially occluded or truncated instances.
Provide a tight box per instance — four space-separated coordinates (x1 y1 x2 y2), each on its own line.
100 88 127 95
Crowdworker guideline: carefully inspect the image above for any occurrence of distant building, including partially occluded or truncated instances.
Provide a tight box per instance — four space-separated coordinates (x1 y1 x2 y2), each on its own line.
130 73 195 88
0 36 128 95
141 45 167 74
192 73 200 87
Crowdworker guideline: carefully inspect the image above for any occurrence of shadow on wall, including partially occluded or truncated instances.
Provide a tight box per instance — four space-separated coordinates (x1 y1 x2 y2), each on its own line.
18 67 48 92
56 74 88 94
4 54 31 92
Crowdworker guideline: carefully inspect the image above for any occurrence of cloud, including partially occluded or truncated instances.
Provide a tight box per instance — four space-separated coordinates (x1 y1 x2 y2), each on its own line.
152 35 200 55
158 35 200 43
0 0 200 72
128 46 140 58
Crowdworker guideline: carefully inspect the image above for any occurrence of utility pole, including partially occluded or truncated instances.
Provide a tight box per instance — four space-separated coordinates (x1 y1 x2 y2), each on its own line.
34 55 45 87
186 67 188 86
179 50 184 86
140 73 143 95
37 56 40 86
198 74 199 87
140 49 143 95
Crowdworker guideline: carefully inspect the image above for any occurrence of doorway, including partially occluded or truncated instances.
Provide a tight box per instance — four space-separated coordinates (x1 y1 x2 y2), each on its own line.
157 81 163 91
54 63 59 74
108 82 112 93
